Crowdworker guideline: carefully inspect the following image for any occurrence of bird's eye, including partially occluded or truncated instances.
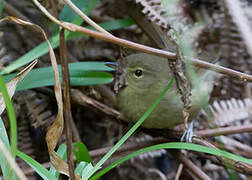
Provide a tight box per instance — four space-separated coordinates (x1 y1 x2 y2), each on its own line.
134 69 143 77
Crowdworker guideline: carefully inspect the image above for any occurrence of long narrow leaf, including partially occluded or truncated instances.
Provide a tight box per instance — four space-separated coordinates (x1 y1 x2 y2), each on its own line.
0 1 3 16
16 150 57 180
0 74 17 180
91 142 252 179
0 117 13 180
1 18 134 75
85 79 174 179
0 75 17 158
3 62 114 91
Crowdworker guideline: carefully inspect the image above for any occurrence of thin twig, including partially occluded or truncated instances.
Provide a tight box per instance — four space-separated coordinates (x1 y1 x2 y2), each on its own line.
71 89 252 138
197 124 252 137
62 22 252 82
71 89 121 119
32 0 61 24
219 136 252 158
193 139 252 175
193 137 252 175
59 29 75 180
176 152 212 180
174 163 183 180
63 0 113 36
93 85 117 107
31 0 252 82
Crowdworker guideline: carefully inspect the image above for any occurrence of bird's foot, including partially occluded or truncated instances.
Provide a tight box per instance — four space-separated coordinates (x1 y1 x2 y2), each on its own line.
180 121 194 143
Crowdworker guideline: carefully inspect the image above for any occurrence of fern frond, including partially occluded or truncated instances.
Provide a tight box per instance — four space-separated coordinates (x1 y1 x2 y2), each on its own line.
209 98 252 126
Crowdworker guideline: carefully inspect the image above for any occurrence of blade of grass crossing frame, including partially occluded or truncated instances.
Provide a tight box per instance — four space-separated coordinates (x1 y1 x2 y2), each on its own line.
91 142 252 179
85 78 174 179
16 150 57 180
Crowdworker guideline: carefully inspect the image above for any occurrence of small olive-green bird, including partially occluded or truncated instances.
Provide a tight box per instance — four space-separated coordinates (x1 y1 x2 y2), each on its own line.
117 53 215 129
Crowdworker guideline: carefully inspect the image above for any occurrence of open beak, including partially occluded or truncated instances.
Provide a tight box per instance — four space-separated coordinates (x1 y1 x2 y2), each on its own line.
105 62 117 69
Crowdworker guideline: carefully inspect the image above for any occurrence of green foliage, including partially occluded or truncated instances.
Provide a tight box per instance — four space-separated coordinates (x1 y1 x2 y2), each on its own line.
84 79 175 179
0 18 134 75
0 75 17 158
91 142 252 179
2 62 114 91
60 0 91 22
76 161 94 179
0 1 3 17
52 0 98 34
16 150 57 180
0 0 135 179
73 142 92 164
0 117 18 180
0 75 18 180
2 0 245 179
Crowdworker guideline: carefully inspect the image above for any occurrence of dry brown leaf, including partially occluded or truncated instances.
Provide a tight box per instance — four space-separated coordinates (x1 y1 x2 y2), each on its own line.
0 60 37 115
0 16 80 178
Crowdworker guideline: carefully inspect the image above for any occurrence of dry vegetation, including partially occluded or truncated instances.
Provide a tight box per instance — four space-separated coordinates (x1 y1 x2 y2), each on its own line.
0 0 252 179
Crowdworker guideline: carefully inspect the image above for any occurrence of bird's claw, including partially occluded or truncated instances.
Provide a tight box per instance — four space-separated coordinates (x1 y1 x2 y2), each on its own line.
180 121 194 143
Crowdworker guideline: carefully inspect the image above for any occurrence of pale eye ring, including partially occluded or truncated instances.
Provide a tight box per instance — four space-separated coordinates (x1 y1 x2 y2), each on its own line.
134 69 143 78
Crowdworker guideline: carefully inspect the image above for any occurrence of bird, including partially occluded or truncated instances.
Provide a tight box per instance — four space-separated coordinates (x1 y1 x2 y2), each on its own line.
116 53 215 129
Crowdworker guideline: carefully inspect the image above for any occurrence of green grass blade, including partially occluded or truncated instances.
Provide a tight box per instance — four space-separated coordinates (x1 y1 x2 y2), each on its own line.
85 78 174 179
0 74 18 180
0 75 17 158
16 150 57 180
91 142 252 179
0 34 59 75
3 62 114 91
0 117 13 180
60 0 90 22
1 0 99 75
53 0 98 34
0 117 10 151
1 17 134 75
73 142 92 164
0 1 3 16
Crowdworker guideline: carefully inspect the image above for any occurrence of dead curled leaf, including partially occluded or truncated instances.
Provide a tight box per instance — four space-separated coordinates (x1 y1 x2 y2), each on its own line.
0 60 38 115
0 16 80 178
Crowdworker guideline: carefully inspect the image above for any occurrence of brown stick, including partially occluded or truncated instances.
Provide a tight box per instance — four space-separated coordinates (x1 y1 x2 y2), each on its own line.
61 22 252 82
31 0 252 82
59 29 75 180
176 152 211 180
31 0 252 81
71 88 252 138
174 163 183 180
71 89 121 119
197 124 252 137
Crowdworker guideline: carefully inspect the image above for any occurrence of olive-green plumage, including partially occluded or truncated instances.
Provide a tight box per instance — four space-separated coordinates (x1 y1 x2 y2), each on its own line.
117 53 214 129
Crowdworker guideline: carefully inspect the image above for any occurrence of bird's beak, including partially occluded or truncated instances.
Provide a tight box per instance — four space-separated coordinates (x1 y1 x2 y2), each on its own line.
105 62 118 69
